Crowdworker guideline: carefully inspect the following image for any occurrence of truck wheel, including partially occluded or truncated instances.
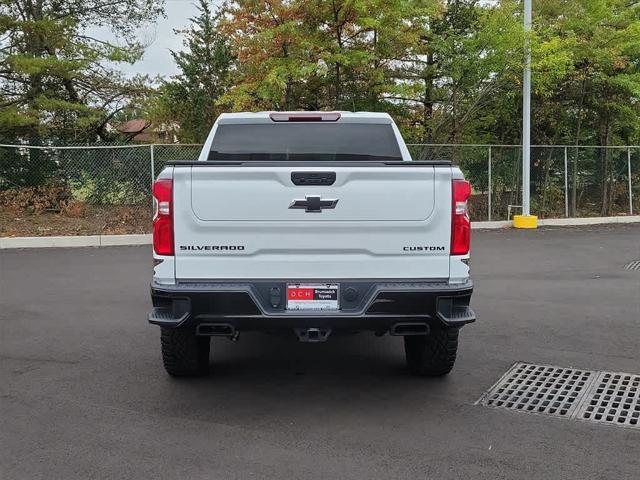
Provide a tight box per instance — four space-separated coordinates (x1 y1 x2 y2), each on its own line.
404 328 459 376
160 327 210 377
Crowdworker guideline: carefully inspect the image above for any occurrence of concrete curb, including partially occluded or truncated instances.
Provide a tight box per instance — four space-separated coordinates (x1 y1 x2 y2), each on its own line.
100 234 151 246
537 216 640 226
1 216 639 249
0 234 151 249
470 216 640 230
471 221 511 230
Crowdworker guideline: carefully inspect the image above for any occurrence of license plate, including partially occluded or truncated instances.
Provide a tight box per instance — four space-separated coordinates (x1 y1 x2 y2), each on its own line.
286 284 339 311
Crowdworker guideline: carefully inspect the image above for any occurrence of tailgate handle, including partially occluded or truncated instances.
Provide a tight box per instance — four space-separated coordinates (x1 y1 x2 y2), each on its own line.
291 171 336 186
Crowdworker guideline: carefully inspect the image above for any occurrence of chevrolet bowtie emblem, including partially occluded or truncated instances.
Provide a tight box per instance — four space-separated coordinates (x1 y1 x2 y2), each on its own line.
289 195 339 213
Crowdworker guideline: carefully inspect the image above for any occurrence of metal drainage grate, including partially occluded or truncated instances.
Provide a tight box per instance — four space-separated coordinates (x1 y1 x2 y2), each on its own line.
577 372 640 428
625 260 640 270
477 362 640 430
478 363 594 418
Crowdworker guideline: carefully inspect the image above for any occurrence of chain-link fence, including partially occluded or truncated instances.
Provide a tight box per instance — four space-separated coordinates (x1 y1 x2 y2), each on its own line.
0 143 638 236
0 144 200 237
407 144 638 222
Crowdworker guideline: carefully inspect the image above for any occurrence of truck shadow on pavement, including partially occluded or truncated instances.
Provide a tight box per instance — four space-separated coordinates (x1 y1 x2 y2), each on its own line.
143 332 466 422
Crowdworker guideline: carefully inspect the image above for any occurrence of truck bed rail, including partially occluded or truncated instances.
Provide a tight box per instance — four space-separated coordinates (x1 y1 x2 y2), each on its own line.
165 160 453 167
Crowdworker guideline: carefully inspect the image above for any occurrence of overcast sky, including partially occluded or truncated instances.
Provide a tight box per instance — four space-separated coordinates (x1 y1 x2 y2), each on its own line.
105 0 220 79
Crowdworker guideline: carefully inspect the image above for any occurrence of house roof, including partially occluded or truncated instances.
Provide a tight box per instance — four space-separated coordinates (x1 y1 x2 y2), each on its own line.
117 119 151 134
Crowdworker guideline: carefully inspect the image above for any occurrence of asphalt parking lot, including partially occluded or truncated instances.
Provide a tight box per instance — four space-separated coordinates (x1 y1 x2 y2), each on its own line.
1 224 639 479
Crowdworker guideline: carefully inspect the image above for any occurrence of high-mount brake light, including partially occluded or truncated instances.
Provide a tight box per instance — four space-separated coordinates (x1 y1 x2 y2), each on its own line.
451 179 471 255
269 112 341 122
152 178 174 256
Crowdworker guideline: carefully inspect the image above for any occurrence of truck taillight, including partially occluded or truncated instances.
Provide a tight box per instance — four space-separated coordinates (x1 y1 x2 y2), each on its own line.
451 179 471 255
152 179 174 256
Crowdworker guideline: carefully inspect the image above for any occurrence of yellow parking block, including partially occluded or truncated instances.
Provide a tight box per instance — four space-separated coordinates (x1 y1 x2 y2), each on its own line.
513 215 538 229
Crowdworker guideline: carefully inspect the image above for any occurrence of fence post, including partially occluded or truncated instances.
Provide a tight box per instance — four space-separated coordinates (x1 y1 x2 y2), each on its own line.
628 147 633 215
564 147 569 217
150 144 155 184
150 144 155 213
487 146 492 221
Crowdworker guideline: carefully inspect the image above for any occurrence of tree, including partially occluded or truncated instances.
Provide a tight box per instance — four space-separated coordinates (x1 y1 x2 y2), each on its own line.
221 0 441 114
150 0 235 143
0 0 164 144
529 0 640 215
300 0 436 112
219 0 525 147
220 0 319 110
393 0 523 147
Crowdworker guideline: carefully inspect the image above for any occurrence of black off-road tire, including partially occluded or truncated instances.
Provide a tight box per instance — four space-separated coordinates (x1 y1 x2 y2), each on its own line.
404 328 459 376
160 327 210 377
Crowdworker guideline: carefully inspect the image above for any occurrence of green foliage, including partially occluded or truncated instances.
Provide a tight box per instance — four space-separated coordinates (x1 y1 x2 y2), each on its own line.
211 0 639 149
0 147 59 188
526 0 640 215
0 0 164 145
216 0 526 144
2 0 640 217
148 0 235 143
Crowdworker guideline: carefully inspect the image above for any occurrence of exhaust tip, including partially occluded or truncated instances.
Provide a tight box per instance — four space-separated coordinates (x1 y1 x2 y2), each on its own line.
389 323 430 336
197 323 235 337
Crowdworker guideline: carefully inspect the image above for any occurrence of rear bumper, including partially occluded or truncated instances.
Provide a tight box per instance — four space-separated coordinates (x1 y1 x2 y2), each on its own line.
149 279 475 332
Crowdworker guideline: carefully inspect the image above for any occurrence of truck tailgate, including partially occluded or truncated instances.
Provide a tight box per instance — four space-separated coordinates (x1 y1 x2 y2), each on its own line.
173 165 452 280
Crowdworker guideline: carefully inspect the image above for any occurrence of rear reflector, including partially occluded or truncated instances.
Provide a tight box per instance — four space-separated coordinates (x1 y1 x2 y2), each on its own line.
152 178 174 256
451 179 471 255
269 112 341 122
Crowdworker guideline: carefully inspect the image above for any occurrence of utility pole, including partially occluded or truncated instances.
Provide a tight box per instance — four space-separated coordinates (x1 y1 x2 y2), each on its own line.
514 0 538 228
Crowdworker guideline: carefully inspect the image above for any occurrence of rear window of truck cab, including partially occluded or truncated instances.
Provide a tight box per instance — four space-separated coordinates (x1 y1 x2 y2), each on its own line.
208 123 402 162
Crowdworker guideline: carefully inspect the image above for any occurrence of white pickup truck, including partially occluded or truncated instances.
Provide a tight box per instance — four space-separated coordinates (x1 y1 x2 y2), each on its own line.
149 111 475 377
